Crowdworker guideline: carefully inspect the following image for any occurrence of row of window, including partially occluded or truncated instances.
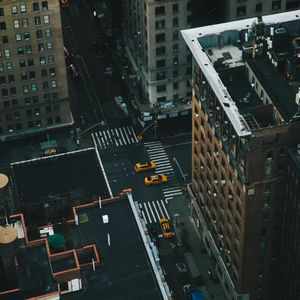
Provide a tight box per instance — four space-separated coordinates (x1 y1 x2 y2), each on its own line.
154 2 191 16
1 80 56 97
1 29 51 45
0 2 48 17
236 1 284 16
0 15 50 32
155 31 180 43
0 116 61 134
0 68 56 86
0 56 54 72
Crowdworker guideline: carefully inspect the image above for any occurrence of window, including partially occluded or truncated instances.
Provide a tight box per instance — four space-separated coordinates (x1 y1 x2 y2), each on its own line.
5 112 12 120
1 89 8 99
187 15 192 24
155 19 165 30
173 82 179 90
47 117 53 125
45 28 51 37
42 1 48 10
15 123 22 131
21 72 27 81
46 42 53 50
3 101 10 108
272 1 281 10
157 85 166 93
23 32 30 40
34 16 41 25
256 3 263 13
20 4 27 13
173 69 179 77
156 46 165 56
32 95 39 103
15 33 22 42
0 76 6 84
0 22 6 31
155 6 165 16
43 81 49 89
36 30 43 39
49 68 55 76
29 71 35 79
156 33 165 43
156 59 165 68
10 87 16 95
28 121 34 128
2 35 8 44
25 45 32 54
173 17 178 27
8 75 15 82
0 8 4 16
6 62 13 71
236 6 246 16
51 80 57 88
22 18 28 28
40 57 46 64
156 72 166 80
55 116 61 123
173 57 178 65
48 55 54 63
33 2 39 11
173 31 178 40
12 99 18 107
31 83 37 92
4 49 10 58
11 6 18 14
173 44 178 53
41 69 47 77
173 4 179 13
157 96 166 102
23 85 29 94
13 20 20 28
38 43 44 51
43 15 50 24
0 63 4 72
27 58 34 66
19 60 26 68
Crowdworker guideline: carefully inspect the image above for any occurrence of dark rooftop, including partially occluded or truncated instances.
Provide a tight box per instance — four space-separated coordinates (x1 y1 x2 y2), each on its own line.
219 66 263 114
247 55 299 121
63 195 164 300
16 244 57 299
11 149 110 226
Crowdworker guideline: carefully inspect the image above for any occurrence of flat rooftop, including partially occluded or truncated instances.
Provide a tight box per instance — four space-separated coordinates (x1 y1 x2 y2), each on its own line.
11 148 110 226
182 10 300 137
63 195 164 300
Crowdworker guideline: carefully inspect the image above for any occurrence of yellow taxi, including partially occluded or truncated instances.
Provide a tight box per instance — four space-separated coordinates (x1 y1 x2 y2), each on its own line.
134 161 156 173
144 174 167 185
159 218 174 238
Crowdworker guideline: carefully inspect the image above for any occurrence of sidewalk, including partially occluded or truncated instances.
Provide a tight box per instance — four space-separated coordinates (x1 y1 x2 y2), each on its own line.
168 194 227 300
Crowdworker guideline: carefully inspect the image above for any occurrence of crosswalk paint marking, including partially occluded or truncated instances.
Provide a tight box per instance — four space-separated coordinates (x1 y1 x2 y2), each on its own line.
115 128 122 146
141 210 147 224
122 127 131 144
144 141 161 146
147 202 156 222
160 200 170 219
163 188 182 194
152 157 170 162
126 126 135 143
156 162 172 167
165 197 173 202
156 200 164 216
148 149 166 155
147 145 164 150
149 153 168 159
119 128 126 144
163 187 182 192
143 202 152 223
131 126 139 143
165 191 183 197
152 201 160 220
156 167 174 172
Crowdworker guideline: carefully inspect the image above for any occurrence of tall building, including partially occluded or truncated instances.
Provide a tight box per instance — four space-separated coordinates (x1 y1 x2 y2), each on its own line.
123 0 192 121
223 0 300 21
278 146 300 300
0 0 73 141
182 10 300 300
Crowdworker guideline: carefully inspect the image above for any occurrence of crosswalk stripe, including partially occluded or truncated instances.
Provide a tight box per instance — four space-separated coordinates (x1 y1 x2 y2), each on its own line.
119 128 127 144
156 200 165 217
131 126 139 143
126 126 135 143
163 187 182 192
149 153 168 159
144 141 161 146
147 145 164 150
163 188 182 194
165 191 183 197
148 149 166 154
156 162 172 167
141 210 147 224
152 157 170 162
152 201 161 220
147 202 156 222
160 200 170 219
156 168 174 173
143 202 152 223
122 127 131 144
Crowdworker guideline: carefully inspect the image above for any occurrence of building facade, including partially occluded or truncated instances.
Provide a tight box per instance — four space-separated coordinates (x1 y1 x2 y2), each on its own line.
223 0 300 21
123 0 192 121
182 11 300 300
278 146 300 300
0 0 73 141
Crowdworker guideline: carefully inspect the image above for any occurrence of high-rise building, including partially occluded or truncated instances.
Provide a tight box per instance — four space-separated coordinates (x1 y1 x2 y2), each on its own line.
123 0 192 121
223 0 300 21
0 0 73 141
182 11 300 300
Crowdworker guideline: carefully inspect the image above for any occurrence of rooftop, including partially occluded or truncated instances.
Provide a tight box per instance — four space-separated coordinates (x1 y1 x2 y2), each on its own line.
182 10 300 137
11 148 111 226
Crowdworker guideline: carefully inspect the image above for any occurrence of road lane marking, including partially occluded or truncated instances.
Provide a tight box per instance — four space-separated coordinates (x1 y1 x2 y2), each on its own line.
163 188 182 194
160 201 170 219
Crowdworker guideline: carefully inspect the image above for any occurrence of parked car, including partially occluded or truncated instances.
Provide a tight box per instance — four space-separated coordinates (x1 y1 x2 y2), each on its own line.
144 174 167 185
159 218 174 238
134 161 156 173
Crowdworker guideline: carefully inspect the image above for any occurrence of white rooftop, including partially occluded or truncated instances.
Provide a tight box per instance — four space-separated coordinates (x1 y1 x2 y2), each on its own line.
181 10 300 137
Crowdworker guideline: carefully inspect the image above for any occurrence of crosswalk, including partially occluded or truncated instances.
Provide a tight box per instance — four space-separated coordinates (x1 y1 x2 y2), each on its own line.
139 199 170 225
92 126 139 150
144 141 174 175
